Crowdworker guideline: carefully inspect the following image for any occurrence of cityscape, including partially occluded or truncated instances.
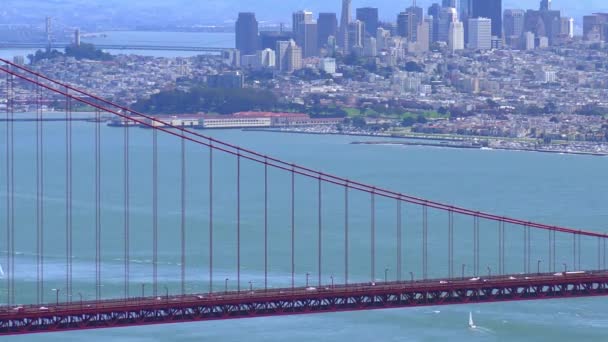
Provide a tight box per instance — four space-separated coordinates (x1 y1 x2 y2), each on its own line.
2 0 608 155
1 0 608 340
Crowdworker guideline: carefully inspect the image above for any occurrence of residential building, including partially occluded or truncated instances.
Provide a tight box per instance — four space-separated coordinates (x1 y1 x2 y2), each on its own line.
449 20 465 52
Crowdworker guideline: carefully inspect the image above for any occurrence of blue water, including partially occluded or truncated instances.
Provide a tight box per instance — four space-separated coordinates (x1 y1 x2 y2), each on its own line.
1 120 608 341
0 31 235 60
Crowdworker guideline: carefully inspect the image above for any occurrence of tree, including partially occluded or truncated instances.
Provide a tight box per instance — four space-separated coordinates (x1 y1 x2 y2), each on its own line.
404 61 424 72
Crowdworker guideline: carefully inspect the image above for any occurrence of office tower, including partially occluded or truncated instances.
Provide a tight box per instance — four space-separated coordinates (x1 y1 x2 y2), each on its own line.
411 20 430 52
406 3 423 26
303 23 319 57
376 27 391 50
348 20 364 51
256 49 276 68
235 12 259 55
276 40 290 71
363 37 377 57
260 31 293 50
449 20 465 51
319 58 337 74
468 17 492 49
524 31 535 49
583 14 608 41
339 0 352 50
442 0 457 7
438 7 458 43
459 0 472 44
286 40 302 73
356 7 378 37
428 3 442 42
318 13 338 48
471 0 502 37
540 0 551 11
293 10 313 46
425 17 434 47
560 17 574 39
504 9 525 38
524 7 561 45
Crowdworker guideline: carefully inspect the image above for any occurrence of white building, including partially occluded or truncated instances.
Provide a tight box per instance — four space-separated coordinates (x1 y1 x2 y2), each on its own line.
363 37 377 57
468 17 492 50
376 27 391 51
448 21 464 52
319 58 337 74
200 117 272 129
256 48 276 68
524 31 535 50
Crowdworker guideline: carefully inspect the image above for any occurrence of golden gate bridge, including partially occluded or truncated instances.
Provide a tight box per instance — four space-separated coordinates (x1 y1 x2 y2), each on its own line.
0 58 607 335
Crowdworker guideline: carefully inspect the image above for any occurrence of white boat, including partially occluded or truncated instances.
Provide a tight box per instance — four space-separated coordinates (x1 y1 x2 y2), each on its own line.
469 312 477 329
0 263 4 278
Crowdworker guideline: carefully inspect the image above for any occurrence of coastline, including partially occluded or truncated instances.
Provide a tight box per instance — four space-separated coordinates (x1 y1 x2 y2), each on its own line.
244 128 608 157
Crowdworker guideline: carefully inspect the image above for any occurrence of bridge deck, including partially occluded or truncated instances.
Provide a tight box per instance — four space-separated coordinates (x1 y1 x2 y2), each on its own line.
2 271 608 335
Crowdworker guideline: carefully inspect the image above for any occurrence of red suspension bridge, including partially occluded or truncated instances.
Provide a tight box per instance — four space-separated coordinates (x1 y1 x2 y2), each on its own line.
0 58 608 335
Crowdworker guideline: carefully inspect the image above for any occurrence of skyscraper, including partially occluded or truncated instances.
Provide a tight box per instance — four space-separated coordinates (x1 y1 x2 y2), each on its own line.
438 7 458 43
468 17 492 49
276 40 291 72
428 3 442 42
471 0 502 37
406 4 423 26
442 0 457 7
318 13 338 48
449 20 465 51
235 12 259 55
356 7 378 37
348 20 364 51
293 10 313 47
540 0 551 11
286 40 302 73
303 23 319 57
504 9 525 38
560 17 574 39
339 0 352 50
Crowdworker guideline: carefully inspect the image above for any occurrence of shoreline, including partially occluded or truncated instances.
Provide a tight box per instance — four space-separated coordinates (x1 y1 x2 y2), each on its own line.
244 128 608 157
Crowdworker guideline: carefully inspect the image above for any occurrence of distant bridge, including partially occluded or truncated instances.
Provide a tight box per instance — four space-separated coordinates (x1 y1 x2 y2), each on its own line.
0 42 232 53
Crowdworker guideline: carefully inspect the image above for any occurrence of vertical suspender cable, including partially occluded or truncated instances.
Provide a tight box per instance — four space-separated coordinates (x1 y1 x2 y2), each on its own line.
371 190 375 282
291 165 295 290
152 127 158 297
344 182 349 285
208 141 213 293
124 115 130 299
318 176 322 287
180 135 186 296
397 199 402 282
264 157 268 291
236 152 240 292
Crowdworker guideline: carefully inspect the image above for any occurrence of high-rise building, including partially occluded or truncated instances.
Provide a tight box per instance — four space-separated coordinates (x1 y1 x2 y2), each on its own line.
560 17 574 39
74 29 81 46
260 31 294 50
540 0 551 11
339 0 352 50
442 0 457 7
524 8 561 45
293 10 314 46
428 3 442 42
471 0 502 37
523 31 535 49
286 40 303 73
583 14 608 42
397 12 415 40
256 49 276 69
356 7 378 37
468 17 492 49
438 7 458 43
458 0 472 44
303 23 319 57
318 13 338 48
363 37 377 57
348 20 365 51
376 27 391 50
319 58 337 74
235 12 259 55
406 4 423 26
276 40 291 72
504 9 525 38
449 20 465 52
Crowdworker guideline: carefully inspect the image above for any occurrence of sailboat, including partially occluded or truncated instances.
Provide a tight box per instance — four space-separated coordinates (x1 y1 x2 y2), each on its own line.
468 312 477 329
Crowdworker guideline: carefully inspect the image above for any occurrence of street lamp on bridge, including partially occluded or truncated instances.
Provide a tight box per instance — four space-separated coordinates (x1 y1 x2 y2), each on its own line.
51 288 60 306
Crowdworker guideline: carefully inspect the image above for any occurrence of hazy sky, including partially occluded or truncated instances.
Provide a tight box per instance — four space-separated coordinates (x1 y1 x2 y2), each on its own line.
3 0 608 28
